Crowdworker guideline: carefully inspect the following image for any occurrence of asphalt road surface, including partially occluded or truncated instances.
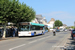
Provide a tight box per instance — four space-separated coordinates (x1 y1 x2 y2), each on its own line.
0 31 70 50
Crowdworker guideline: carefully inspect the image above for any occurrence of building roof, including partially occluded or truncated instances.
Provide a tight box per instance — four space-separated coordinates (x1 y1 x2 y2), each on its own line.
63 24 67 26
36 15 42 18
50 18 55 21
48 18 55 24
35 15 47 24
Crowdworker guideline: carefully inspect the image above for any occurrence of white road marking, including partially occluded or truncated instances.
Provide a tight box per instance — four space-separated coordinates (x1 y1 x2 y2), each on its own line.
29 40 37 44
29 36 51 44
9 35 52 50
52 46 64 47
9 44 26 50
38 36 51 40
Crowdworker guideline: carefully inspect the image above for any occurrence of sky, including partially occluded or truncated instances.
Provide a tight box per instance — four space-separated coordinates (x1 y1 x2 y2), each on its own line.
19 0 75 26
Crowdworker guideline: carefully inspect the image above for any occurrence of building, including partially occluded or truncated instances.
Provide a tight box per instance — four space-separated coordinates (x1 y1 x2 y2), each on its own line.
42 17 47 25
35 15 43 24
63 24 67 27
36 15 47 24
31 18 39 23
32 15 47 24
48 18 55 28
59 24 67 29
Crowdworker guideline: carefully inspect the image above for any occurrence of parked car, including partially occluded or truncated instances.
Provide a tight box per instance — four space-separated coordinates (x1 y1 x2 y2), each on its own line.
71 29 75 39
59 28 63 32
63 29 67 31
69 29 71 31
56 29 60 32
69 28 73 31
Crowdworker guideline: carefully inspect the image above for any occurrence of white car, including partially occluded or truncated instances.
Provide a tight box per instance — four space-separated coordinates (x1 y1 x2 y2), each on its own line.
59 28 63 32
64 29 67 31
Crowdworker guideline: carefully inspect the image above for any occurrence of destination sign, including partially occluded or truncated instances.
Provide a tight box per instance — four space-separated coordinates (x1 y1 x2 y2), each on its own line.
19 23 29 25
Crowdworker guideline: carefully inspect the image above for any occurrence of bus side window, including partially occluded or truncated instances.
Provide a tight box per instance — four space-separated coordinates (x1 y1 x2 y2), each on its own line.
40 26 43 30
31 26 35 30
33 27 35 30
40 28 43 30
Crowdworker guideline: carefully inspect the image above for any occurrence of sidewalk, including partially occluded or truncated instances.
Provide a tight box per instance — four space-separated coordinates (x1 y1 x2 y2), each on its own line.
0 37 18 41
63 36 75 50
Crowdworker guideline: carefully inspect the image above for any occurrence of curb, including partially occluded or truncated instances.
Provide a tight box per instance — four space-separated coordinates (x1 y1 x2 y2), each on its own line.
0 37 18 41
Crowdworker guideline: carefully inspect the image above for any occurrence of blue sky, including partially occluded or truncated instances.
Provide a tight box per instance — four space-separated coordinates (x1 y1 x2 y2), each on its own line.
19 0 75 26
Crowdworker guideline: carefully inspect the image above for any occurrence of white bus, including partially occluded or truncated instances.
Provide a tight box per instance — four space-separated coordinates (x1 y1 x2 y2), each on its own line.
18 22 45 36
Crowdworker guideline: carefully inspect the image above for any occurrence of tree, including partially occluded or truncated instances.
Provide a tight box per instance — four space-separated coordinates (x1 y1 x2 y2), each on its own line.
0 0 36 38
54 20 63 27
71 26 74 28
71 26 75 29
66 27 69 29
14 3 36 23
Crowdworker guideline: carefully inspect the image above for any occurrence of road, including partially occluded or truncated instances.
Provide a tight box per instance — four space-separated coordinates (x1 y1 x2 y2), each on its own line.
0 31 70 50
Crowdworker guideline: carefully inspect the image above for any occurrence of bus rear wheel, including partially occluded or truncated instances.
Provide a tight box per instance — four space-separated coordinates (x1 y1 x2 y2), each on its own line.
34 32 36 35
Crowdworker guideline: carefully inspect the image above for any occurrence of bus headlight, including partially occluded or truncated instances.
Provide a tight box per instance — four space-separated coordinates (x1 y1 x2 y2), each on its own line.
29 32 31 34
18 33 20 34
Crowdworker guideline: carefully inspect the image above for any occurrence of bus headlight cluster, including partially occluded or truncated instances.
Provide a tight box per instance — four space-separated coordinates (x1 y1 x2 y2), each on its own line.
18 33 20 34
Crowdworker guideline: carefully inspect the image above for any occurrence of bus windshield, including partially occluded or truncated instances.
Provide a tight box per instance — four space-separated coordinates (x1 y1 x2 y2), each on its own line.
19 25 30 31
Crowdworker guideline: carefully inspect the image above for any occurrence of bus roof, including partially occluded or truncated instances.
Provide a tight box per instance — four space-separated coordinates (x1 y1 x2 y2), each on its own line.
19 22 44 26
30 22 44 26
